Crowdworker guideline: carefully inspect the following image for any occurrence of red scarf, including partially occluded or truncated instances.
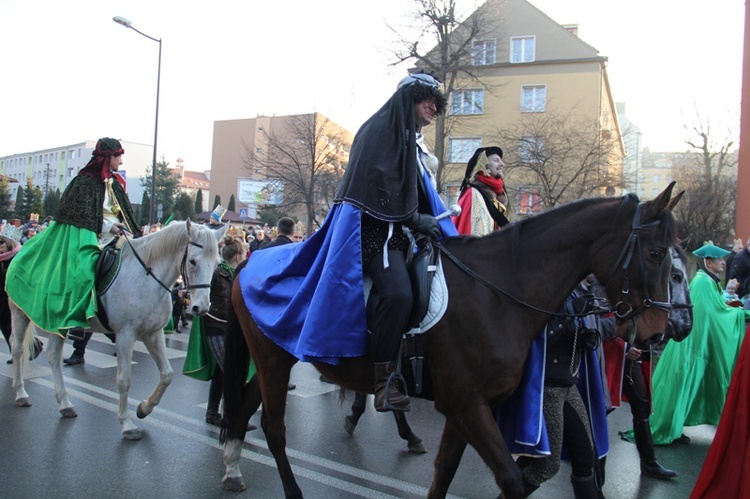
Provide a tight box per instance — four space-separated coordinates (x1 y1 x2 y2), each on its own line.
476 172 505 194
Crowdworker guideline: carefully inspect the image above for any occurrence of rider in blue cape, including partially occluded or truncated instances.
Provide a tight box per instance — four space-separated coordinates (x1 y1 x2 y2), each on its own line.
239 73 456 412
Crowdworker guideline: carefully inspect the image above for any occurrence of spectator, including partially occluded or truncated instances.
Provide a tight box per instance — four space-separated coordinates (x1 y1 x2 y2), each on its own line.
0 225 42 363
725 237 743 286
728 237 750 297
260 217 295 249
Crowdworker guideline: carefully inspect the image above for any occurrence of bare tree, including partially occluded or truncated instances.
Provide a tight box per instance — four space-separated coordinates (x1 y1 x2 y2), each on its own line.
388 0 501 192
672 115 738 249
242 113 351 236
491 108 625 213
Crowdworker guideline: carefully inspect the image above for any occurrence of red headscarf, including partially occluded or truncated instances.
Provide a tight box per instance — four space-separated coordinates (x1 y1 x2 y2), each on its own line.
78 138 125 183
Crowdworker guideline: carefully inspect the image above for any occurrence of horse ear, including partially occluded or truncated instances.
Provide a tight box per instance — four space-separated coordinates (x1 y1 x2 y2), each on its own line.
185 218 192 235
666 190 685 211
641 181 675 221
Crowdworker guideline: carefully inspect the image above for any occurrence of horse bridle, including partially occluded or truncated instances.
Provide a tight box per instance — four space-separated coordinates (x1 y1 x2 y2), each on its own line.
434 202 673 331
123 235 212 295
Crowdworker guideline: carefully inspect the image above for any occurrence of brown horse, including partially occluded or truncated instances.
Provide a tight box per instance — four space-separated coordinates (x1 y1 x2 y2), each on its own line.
220 183 682 498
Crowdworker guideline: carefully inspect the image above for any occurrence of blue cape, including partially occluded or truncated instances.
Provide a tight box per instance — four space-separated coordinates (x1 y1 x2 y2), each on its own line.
239 171 457 364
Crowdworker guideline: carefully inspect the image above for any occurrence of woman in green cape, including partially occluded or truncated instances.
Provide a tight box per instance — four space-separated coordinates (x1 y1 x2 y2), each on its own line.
6 137 142 337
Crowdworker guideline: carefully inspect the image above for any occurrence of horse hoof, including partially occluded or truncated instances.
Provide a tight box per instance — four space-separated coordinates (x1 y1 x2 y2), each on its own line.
123 429 143 441
136 402 149 419
344 415 357 436
408 441 427 454
15 398 32 407
222 477 247 492
60 407 78 418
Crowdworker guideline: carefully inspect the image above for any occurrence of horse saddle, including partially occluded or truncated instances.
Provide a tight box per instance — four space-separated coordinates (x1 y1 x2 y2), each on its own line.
94 236 125 331
364 236 449 336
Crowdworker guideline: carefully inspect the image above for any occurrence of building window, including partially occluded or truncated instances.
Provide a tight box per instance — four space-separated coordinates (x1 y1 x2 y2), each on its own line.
472 40 496 65
517 186 543 214
521 85 546 112
450 89 484 115
511 36 535 63
448 138 482 163
519 136 544 163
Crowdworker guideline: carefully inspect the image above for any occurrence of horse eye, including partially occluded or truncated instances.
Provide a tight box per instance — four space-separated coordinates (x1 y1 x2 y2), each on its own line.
671 273 682 283
649 249 665 262
189 259 197 266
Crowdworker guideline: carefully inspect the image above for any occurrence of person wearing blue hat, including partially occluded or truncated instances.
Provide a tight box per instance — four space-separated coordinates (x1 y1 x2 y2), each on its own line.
645 241 750 445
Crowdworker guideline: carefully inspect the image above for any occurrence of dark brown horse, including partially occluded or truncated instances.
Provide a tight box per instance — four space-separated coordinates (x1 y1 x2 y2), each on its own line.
220 184 682 498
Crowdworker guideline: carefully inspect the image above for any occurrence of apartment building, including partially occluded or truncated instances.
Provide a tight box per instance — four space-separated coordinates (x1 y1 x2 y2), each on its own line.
0 140 153 205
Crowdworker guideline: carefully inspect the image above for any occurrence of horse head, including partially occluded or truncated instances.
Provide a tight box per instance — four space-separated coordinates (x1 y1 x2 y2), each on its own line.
593 182 681 347
666 244 693 341
182 219 227 316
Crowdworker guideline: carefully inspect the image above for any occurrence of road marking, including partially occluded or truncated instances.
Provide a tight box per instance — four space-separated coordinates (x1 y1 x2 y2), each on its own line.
25 376 462 498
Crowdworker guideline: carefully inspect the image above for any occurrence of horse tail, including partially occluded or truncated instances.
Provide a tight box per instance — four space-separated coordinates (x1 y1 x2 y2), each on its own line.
220 258 251 444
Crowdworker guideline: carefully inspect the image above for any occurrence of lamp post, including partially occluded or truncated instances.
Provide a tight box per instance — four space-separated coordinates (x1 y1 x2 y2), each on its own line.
113 15 161 226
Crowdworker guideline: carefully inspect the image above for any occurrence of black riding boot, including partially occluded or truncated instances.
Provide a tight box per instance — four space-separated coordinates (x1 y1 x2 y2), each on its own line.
570 474 600 499
633 419 678 479
206 371 223 426
373 361 410 412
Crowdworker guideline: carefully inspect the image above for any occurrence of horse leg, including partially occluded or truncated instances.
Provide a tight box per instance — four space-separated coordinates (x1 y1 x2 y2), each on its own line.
46 331 76 417
10 307 32 407
344 391 367 435
135 330 174 419
112 332 142 440
222 376 262 492
428 420 468 498
430 403 523 499
394 411 426 454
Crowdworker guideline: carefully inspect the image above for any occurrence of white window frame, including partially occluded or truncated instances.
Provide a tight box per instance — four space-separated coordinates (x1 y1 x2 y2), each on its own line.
450 89 484 115
472 39 496 66
511 36 536 63
521 85 546 113
448 137 482 163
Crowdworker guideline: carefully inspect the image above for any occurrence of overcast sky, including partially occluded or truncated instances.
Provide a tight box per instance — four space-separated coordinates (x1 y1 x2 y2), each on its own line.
0 0 744 171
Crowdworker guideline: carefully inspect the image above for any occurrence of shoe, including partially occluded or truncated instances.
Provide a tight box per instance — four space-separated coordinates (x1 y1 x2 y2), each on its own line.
206 412 222 426
246 423 257 432
63 351 85 366
674 434 691 444
6 358 12 364
641 461 678 479
174 328 182 334
182 322 189 327
287 383 296 391
67 328 86 341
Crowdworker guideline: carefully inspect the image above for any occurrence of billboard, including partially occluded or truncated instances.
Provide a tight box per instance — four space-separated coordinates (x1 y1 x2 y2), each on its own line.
237 178 284 205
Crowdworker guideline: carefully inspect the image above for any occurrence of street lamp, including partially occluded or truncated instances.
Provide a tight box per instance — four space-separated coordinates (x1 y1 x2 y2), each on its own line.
113 15 161 226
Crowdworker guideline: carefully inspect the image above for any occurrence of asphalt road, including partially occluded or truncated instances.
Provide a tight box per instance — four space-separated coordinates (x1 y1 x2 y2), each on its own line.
0 327 714 498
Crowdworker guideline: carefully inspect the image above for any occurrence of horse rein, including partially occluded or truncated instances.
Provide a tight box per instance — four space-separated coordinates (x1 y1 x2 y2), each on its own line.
122 235 211 294
434 202 672 326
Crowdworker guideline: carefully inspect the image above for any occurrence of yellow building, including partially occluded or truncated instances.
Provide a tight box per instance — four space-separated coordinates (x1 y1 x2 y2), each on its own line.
417 0 624 214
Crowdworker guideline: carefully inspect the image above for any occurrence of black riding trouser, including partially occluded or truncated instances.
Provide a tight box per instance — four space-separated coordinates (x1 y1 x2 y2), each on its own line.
366 249 413 362
623 359 651 421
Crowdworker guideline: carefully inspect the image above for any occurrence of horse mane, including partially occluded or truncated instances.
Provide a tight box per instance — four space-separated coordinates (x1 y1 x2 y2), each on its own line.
128 221 216 263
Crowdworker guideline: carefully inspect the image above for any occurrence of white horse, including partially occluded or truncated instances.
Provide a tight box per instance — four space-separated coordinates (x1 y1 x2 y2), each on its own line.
9 220 226 440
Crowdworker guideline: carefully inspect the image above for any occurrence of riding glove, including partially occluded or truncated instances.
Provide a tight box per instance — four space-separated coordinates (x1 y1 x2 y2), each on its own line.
408 212 441 239
579 327 601 351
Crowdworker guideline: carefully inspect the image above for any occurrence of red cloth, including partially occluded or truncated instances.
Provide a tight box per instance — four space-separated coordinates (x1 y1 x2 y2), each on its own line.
691 326 750 498
604 338 626 407
453 188 474 235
